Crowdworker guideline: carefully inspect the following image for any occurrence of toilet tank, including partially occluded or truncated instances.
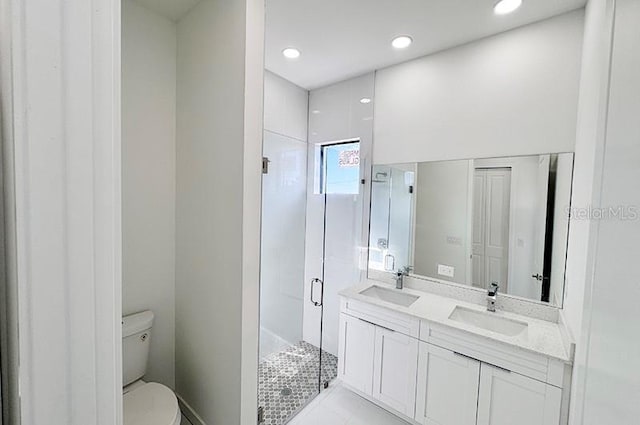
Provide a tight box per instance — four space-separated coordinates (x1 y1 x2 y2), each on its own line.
122 310 154 387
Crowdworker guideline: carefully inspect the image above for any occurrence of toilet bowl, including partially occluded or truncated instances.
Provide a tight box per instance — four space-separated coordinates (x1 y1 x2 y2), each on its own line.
123 311 180 425
124 381 180 425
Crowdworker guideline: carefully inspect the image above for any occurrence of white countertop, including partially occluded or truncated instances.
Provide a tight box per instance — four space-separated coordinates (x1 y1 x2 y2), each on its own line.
339 281 572 362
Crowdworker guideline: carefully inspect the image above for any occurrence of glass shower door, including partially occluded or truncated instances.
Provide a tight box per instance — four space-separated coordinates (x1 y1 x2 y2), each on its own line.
258 137 362 424
317 141 363 389
258 131 323 424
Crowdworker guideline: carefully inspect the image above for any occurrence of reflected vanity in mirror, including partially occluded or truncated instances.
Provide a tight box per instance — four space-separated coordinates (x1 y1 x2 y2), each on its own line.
368 153 574 307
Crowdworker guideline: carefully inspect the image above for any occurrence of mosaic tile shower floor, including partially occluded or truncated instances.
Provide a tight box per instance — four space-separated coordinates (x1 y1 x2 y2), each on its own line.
258 341 338 425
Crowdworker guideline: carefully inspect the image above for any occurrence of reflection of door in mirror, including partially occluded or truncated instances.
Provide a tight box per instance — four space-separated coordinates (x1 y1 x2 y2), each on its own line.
548 154 573 305
471 168 511 291
533 155 550 298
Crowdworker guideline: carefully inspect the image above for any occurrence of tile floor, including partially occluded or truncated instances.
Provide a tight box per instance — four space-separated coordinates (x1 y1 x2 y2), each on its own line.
287 382 411 425
258 341 338 425
182 345 406 425
180 381 409 425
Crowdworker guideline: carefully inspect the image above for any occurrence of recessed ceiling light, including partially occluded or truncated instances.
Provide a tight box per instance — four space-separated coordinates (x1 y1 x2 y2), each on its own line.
311 110 320 114
494 0 522 15
391 35 413 49
360 98 372 104
282 47 301 59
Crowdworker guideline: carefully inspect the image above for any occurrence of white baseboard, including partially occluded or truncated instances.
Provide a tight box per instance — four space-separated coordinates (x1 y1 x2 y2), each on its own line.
177 393 207 425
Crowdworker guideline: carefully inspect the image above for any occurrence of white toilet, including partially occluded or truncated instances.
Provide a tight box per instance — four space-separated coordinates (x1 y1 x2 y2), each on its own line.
123 311 181 425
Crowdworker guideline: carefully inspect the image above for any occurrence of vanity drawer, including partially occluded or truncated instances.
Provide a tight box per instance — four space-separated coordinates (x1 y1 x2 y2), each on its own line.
341 298 420 338
420 320 564 386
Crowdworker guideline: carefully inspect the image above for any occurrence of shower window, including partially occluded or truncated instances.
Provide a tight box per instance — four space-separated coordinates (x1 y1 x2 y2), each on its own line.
321 141 360 194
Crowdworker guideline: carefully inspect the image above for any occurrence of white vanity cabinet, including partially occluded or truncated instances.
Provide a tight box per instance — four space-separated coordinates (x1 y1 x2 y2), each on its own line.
337 313 376 395
338 312 419 417
414 341 562 425
338 299 421 417
476 363 562 425
338 297 570 425
415 342 480 425
372 327 418 417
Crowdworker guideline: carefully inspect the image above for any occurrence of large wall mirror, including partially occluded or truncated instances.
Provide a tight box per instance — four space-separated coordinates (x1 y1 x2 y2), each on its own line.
368 153 574 307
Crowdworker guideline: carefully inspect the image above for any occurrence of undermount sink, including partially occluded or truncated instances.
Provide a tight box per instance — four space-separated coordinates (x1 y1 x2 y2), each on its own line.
360 285 419 307
448 306 528 337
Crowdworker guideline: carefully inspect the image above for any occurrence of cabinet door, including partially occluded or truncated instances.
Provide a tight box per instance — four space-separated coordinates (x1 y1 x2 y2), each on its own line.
372 327 419 417
338 313 376 395
477 363 562 425
415 342 480 425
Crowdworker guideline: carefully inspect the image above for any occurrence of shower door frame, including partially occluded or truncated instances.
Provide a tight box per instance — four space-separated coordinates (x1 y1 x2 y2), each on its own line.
314 139 364 390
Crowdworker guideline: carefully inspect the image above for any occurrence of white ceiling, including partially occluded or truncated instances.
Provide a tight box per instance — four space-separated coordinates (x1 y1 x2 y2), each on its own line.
266 0 586 90
130 0 586 90
131 0 200 21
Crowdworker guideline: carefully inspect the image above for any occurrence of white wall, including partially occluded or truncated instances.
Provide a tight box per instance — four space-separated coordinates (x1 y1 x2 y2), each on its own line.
174 0 264 424
413 161 470 282
373 10 584 164
122 0 176 389
569 1 640 423
562 0 614 340
304 73 375 356
264 71 308 141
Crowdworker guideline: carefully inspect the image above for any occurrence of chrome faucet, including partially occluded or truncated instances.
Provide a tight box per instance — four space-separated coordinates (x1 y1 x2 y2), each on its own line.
395 266 413 290
487 282 499 312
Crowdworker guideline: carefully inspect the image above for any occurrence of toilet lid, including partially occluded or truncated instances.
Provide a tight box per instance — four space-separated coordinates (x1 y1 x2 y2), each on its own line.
124 382 180 425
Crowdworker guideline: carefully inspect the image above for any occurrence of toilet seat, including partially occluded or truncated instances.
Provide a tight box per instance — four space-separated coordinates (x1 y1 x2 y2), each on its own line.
124 382 181 425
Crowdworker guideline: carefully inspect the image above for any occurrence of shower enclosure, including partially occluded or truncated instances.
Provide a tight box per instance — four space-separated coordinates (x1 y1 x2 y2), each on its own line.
258 130 323 424
258 134 361 424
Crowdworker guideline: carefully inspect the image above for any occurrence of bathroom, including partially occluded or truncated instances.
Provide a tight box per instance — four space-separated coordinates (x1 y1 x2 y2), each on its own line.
254 1 582 424
116 0 618 424
1 0 638 425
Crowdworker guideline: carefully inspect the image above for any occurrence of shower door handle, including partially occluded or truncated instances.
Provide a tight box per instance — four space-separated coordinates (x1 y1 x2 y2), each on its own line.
310 278 324 307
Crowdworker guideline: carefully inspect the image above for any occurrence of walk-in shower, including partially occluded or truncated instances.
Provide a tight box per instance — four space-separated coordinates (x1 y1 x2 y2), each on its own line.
258 135 361 424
